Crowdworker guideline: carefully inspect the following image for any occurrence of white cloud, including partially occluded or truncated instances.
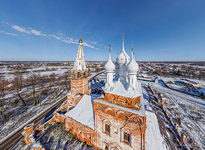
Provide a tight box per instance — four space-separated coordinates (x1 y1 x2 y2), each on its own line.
11 25 46 37
0 30 18 36
50 34 62 40
11 25 30 34
91 41 97 45
30 29 46 37
8 23 100 50
62 38 78 45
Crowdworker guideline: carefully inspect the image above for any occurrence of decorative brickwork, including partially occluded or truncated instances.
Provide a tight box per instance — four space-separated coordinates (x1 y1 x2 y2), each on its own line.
94 99 146 150
103 93 141 110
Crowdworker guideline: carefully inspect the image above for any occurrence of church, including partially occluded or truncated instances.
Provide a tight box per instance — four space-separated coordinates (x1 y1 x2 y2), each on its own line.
64 34 146 150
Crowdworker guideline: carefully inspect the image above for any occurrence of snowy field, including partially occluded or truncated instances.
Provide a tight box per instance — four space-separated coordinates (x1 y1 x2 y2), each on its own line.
0 65 72 81
140 77 205 149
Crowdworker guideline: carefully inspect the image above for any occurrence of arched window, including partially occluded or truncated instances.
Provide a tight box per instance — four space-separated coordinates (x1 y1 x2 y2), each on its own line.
122 131 131 145
105 123 110 135
78 72 80 78
103 119 111 136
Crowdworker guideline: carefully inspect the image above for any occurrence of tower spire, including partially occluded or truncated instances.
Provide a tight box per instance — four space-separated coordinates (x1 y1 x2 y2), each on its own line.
79 34 83 44
131 41 134 59
109 44 111 60
73 36 86 71
122 32 125 51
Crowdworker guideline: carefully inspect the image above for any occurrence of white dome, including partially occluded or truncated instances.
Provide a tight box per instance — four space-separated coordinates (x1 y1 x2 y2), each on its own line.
123 50 130 65
105 49 115 72
117 51 126 65
127 52 139 74
105 59 115 72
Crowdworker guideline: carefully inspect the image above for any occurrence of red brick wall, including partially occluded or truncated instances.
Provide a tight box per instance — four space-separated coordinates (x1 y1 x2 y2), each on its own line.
65 116 96 147
94 99 146 150
71 77 88 96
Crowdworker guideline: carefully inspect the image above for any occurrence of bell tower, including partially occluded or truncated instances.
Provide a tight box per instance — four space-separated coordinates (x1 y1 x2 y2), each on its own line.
70 37 88 96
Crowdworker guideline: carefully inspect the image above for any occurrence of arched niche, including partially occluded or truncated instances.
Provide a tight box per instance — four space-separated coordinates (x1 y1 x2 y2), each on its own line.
115 110 127 121
102 118 111 125
109 143 122 150
103 143 109 150
110 147 119 150
118 96 127 106
106 93 115 103
132 97 140 105
104 107 115 116
128 114 142 125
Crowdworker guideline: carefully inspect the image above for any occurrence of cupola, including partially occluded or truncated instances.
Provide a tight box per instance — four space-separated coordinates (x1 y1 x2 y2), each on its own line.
105 45 115 72
127 48 139 74
117 32 130 65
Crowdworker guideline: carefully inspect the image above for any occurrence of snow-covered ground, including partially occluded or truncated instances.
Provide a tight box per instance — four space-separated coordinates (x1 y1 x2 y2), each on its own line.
142 80 205 107
0 90 67 140
0 65 72 81
142 88 169 150
145 110 168 150
140 78 205 149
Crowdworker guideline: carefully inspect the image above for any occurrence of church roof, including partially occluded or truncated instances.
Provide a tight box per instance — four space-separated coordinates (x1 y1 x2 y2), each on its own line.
103 80 142 98
65 94 100 130
73 38 87 71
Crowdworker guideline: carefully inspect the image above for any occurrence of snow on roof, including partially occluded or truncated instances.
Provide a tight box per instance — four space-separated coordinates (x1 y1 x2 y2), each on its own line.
103 80 142 98
65 94 100 130
97 99 145 116
145 110 168 150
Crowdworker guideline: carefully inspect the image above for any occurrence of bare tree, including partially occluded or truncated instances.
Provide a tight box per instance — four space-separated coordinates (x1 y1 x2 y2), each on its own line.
38 75 47 105
0 76 6 97
63 72 70 92
12 71 26 106
0 101 7 124
48 73 56 94
29 73 39 106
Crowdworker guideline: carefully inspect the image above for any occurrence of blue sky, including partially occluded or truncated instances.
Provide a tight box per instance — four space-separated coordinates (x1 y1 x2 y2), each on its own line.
0 0 205 61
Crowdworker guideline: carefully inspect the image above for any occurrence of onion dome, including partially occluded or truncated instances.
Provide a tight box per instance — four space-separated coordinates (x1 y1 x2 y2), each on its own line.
117 51 126 65
79 38 83 43
127 48 139 74
105 45 115 72
79 34 83 43
123 50 130 65
116 32 130 65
